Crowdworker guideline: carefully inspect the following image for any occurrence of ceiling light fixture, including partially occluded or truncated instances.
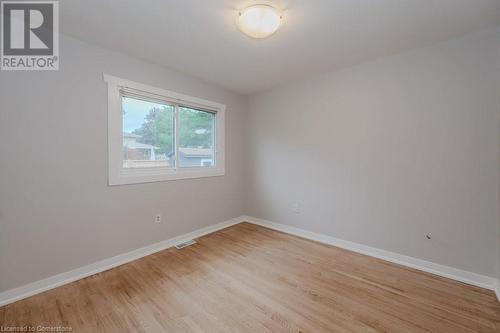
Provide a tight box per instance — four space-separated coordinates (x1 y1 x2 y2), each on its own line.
237 4 282 39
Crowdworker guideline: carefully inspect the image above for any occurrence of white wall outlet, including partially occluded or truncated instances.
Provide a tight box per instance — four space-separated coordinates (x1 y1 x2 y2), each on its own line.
154 214 162 223
291 203 301 214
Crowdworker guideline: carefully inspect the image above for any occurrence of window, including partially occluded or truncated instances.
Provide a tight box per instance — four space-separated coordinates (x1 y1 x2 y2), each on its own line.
122 97 175 169
104 74 225 185
178 106 216 168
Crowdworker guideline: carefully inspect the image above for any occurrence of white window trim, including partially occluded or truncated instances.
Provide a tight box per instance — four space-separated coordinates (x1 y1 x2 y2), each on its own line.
104 74 226 186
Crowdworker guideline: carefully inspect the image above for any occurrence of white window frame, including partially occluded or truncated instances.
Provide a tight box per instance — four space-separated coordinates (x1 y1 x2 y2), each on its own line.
104 74 226 186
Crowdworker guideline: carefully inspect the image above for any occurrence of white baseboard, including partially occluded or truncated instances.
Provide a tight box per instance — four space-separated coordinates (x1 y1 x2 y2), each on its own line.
242 216 499 292
1 215 498 307
495 280 500 302
0 216 245 307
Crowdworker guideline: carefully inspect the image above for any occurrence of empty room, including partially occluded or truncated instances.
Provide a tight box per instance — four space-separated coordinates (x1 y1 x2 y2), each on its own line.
1 0 500 332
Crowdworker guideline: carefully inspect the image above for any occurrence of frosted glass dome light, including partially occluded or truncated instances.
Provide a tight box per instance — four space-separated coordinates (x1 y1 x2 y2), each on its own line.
237 4 282 39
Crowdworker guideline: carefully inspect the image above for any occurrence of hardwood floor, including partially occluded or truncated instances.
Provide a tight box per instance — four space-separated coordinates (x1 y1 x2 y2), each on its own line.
2 222 500 332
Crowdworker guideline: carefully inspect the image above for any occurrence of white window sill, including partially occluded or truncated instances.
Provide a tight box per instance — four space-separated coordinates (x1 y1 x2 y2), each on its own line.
109 167 225 186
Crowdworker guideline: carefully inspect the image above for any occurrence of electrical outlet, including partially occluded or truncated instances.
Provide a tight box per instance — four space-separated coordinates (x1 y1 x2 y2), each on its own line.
291 203 301 214
155 214 162 223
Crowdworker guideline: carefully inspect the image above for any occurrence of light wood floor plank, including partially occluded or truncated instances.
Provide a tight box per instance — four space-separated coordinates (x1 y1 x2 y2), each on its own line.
1 222 500 332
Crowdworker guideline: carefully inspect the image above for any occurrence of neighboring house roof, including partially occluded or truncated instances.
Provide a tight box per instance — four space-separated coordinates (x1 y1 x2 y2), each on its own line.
123 132 159 150
179 147 212 157
123 132 141 139
126 141 159 150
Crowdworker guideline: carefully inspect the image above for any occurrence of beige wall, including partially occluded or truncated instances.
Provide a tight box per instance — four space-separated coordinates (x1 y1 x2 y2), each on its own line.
0 35 247 291
245 28 500 277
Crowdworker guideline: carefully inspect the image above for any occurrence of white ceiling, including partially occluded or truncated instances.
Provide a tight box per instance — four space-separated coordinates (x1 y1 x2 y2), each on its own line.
60 0 500 95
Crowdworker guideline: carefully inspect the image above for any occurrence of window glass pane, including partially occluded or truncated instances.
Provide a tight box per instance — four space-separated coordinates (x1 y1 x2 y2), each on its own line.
122 96 175 168
178 107 215 168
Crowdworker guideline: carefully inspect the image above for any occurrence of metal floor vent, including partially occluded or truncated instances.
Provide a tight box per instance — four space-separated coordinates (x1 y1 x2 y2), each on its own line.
175 239 197 249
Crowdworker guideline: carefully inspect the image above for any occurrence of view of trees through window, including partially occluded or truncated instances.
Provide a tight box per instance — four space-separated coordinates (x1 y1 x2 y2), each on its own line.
178 107 215 168
122 96 215 169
